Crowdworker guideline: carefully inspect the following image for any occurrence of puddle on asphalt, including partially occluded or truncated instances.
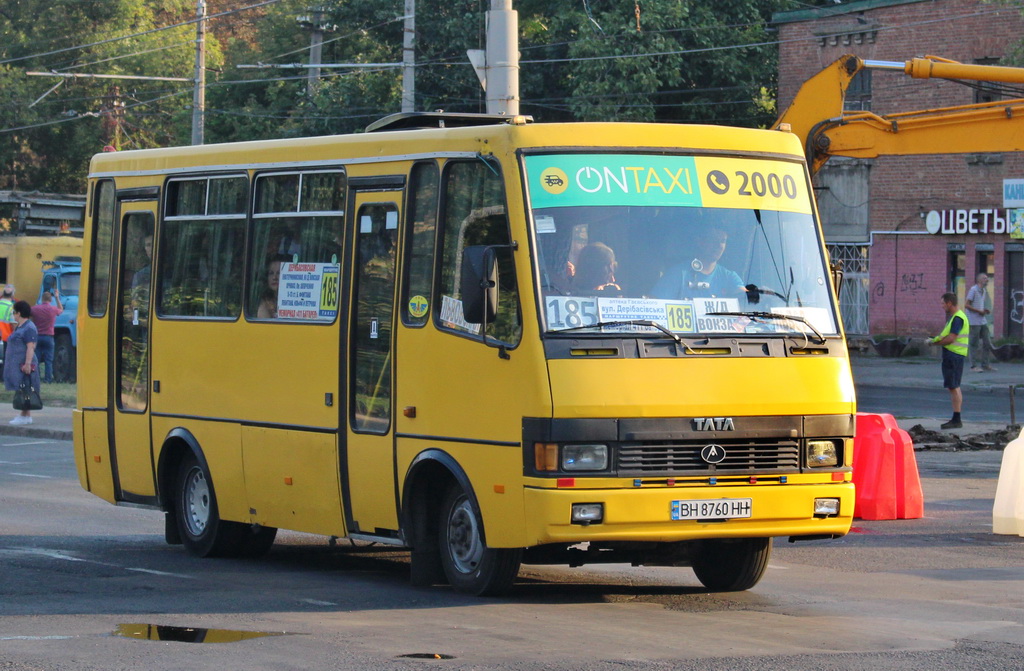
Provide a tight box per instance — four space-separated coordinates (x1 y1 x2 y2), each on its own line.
113 623 287 644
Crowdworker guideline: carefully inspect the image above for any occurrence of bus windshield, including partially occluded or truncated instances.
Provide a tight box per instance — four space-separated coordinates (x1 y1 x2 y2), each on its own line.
524 152 839 338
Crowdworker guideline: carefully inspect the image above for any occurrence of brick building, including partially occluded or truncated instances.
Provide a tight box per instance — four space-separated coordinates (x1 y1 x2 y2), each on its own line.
774 0 1024 340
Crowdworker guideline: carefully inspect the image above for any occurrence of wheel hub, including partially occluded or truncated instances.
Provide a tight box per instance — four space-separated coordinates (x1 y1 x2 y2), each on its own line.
183 467 211 537
448 498 483 574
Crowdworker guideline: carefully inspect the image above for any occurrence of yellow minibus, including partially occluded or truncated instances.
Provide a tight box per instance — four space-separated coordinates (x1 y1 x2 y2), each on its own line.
74 112 854 595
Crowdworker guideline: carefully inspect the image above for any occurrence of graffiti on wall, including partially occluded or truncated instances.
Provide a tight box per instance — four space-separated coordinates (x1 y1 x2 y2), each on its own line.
899 273 928 295
872 281 885 304
1011 290 1024 325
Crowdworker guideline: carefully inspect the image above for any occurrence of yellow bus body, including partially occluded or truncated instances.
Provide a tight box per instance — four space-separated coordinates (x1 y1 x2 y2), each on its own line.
75 116 854 594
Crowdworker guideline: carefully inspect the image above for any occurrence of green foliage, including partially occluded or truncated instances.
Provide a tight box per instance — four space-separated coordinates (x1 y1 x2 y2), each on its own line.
0 0 204 192
3 0 813 192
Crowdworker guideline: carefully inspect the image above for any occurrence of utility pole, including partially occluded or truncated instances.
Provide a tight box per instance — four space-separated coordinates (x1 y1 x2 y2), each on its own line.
102 86 125 150
191 0 206 145
402 0 415 112
468 0 519 115
299 7 334 96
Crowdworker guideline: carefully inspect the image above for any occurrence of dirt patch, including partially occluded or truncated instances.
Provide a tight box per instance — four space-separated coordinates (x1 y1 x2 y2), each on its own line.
907 424 1022 451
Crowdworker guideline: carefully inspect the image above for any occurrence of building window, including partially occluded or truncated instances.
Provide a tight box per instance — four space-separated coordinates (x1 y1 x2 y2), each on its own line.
949 246 966 305
844 69 871 112
974 58 1003 104
828 244 869 335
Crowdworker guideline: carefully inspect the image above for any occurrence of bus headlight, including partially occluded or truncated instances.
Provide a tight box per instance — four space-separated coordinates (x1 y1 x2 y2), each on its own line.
807 440 839 467
562 444 608 471
814 498 840 517
571 503 604 524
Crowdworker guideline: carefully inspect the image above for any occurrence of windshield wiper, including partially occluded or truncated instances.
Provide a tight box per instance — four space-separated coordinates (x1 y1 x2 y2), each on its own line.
554 319 684 344
706 311 827 346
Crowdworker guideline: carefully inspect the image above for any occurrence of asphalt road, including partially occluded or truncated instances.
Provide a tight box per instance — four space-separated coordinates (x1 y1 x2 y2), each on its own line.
2 436 1023 670
856 383 1017 423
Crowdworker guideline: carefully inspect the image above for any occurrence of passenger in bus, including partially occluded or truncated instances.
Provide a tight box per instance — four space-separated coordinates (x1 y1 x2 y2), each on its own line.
571 243 622 295
130 234 153 310
6 301 40 426
649 227 746 300
268 219 303 259
257 254 290 319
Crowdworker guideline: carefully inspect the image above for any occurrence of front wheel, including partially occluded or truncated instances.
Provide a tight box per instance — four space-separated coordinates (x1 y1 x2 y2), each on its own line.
438 486 521 596
174 454 247 558
692 537 772 592
53 333 76 383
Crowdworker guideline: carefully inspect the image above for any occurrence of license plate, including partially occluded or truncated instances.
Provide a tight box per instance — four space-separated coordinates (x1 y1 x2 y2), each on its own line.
671 498 752 521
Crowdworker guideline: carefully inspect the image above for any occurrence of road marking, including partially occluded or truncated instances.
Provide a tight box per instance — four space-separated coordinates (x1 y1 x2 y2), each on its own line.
9 472 54 479
2 547 194 580
0 635 77 641
3 440 56 447
299 598 338 606
127 567 194 578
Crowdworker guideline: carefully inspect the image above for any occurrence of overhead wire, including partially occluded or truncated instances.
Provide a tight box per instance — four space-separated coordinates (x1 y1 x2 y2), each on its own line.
7 1 1024 134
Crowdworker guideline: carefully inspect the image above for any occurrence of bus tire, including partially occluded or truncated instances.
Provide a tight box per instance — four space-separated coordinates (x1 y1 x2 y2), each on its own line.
438 485 521 596
692 537 772 592
174 453 246 558
53 334 76 383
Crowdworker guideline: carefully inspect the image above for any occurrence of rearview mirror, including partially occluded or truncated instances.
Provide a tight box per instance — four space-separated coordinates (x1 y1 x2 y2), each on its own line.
460 245 498 325
830 260 844 299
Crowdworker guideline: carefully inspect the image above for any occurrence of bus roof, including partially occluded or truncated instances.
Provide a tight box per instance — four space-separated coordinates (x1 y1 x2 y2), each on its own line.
88 120 806 179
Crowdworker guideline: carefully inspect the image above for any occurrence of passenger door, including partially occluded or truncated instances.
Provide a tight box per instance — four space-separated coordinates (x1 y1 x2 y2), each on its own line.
343 186 403 536
110 200 157 501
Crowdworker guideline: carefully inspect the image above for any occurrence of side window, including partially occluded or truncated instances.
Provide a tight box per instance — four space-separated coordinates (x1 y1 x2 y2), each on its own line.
248 170 345 321
118 213 154 411
88 179 116 316
351 203 399 434
402 161 439 326
160 176 247 318
436 160 521 346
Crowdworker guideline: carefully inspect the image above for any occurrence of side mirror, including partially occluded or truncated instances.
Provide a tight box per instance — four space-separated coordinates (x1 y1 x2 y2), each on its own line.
460 245 498 325
830 260 845 299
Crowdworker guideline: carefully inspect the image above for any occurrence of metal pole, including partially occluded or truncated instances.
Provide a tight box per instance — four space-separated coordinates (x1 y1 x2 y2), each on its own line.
191 0 206 145
308 7 324 96
401 0 415 112
484 0 518 115
1011 385 1017 426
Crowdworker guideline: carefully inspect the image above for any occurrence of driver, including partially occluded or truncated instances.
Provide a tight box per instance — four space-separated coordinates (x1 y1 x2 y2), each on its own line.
650 227 746 300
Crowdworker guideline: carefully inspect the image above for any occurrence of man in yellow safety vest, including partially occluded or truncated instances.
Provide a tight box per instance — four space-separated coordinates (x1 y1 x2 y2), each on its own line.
928 292 969 430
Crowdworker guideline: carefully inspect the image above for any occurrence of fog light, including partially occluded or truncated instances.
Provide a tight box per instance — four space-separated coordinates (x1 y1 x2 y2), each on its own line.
571 503 604 525
814 497 840 517
807 440 839 467
562 444 608 471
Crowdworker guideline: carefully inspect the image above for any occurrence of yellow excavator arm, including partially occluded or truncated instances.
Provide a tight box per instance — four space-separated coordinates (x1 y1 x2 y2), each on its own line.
775 54 1024 174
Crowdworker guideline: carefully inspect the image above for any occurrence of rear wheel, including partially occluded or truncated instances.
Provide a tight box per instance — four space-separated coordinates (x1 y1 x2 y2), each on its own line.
53 333 76 383
174 454 247 558
438 486 521 596
692 537 772 592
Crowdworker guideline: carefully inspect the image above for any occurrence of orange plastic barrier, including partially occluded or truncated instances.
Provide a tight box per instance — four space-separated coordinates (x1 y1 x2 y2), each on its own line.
852 413 924 520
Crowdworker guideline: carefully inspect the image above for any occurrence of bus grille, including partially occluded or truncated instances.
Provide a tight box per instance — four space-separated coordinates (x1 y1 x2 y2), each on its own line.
617 440 800 474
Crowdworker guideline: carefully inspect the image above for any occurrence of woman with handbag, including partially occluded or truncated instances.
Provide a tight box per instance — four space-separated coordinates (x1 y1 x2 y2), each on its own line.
5 300 41 425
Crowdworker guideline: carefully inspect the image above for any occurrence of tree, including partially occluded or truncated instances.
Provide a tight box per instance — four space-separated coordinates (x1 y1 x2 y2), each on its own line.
0 0 204 192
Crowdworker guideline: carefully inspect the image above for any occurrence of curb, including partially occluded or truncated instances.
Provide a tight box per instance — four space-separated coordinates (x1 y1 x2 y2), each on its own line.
0 425 73 441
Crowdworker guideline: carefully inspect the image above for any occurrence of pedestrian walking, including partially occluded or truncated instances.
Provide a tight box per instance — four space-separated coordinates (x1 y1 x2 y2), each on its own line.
4 300 40 425
965 272 995 372
928 292 969 429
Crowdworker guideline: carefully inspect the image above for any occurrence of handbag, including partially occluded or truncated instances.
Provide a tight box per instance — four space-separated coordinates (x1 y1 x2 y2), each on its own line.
13 373 42 411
